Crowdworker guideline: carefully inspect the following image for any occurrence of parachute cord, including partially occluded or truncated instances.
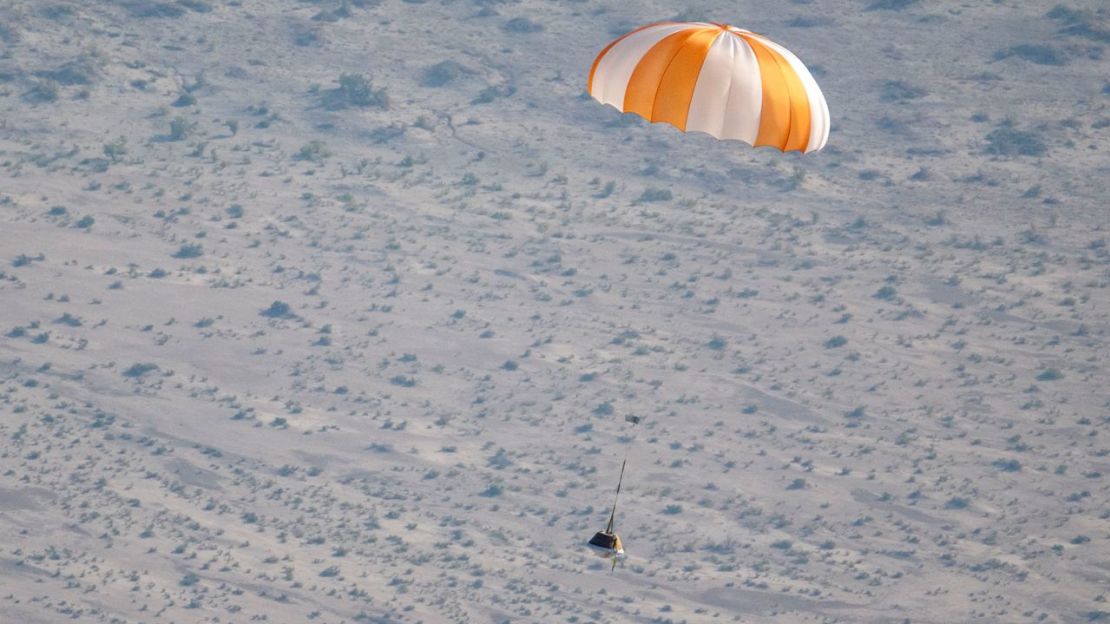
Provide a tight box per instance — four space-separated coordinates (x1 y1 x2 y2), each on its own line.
605 458 627 534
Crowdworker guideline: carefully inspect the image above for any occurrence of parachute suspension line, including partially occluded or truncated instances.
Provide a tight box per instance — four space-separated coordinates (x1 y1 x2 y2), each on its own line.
605 458 627 534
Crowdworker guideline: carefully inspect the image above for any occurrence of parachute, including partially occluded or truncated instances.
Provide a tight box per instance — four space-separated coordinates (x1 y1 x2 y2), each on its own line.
581 23 831 568
588 22 830 153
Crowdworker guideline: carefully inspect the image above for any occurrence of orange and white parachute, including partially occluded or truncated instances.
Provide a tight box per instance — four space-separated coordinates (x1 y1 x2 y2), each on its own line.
588 22 830 153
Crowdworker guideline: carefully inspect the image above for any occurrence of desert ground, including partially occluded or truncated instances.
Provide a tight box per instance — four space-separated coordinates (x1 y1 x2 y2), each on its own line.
0 1 1108 622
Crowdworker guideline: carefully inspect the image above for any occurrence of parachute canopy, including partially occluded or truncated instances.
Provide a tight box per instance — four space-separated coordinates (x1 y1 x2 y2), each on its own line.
588 22 830 153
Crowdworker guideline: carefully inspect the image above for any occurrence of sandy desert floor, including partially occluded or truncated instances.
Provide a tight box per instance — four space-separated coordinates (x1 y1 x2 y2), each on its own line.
0 1 1108 622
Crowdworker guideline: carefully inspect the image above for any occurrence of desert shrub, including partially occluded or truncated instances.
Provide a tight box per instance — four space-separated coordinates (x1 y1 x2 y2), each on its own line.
787 16 832 28
123 362 159 378
295 140 330 162
312 1 351 22
293 26 321 47
486 448 512 470
985 122 1046 156
320 73 388 110
39 4 76 19
1047 5 1084 22
866 0 917 10
168 116 194 141
12 253 44 267
55 313 82 327
35 58 97 85
504 17 543 33
874 117 910 136
594 180 616 199
25 80 59 103
172 92 196 107
1036 367 1064 381
993 44 1067 65
178 0 212 12
880 80 926 102
636 188 672 203
824 335 847 349
366 123 406 144
992 459 1022 472
479 484 503 497
0 24 18 47
421 60 470 87
471 84 514 105
874 285 897 300
172 243 203 258
706 336 727 351
1047 6 1110 43
125 2 186 18
261 301 294 318
924 209 945 224
103 136 127 162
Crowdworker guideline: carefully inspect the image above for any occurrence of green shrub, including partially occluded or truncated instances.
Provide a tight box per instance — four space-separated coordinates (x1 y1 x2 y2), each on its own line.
261 301 294 319
25 79 59 103
172 243 203 258
123 363 159 378
320 73 388 110
168 116 194 141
